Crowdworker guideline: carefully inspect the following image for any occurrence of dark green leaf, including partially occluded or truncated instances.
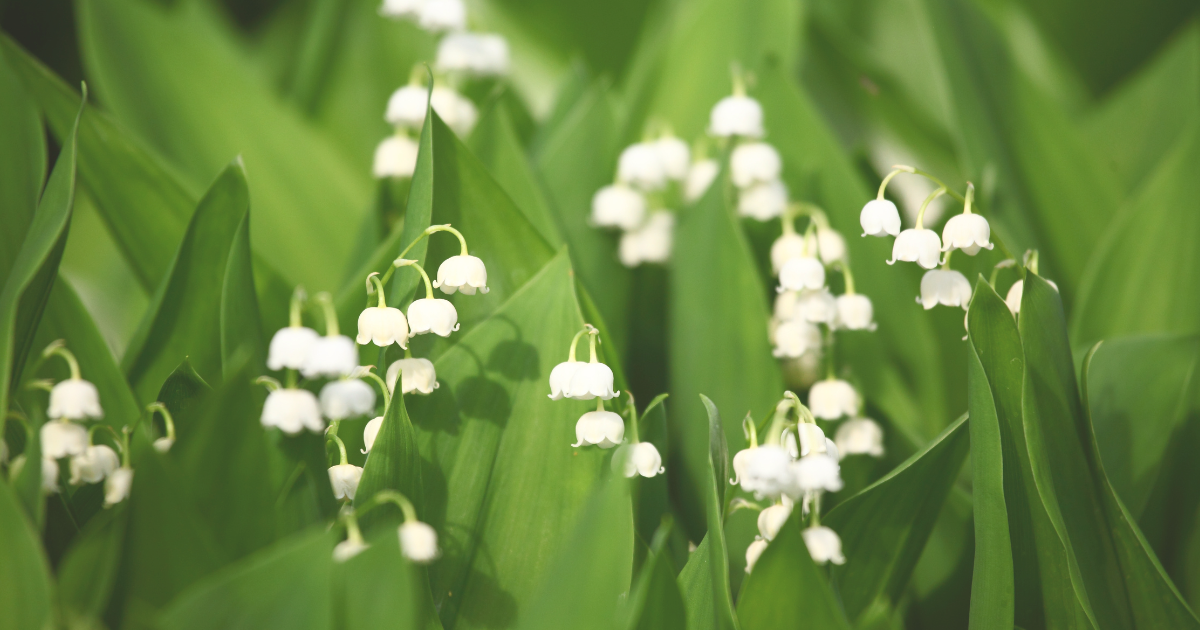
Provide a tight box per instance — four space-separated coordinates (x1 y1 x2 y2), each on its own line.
0 42 46 283
340 531 438 630
0 478 53 630
623 518 686 630
220 211 266 377
354 390 423 530
56 504 128 624
632 394 670 543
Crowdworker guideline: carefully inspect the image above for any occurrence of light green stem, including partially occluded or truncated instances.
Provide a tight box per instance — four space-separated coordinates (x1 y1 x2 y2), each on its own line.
315 293 339 337
367 273 388 308
876 167 911 200
394 259 434 300
915 187 946 230
330 433 349 465
361 370 391 414
587 330 600 363
146 402 176 443
289 286 307 328
42 342 81 380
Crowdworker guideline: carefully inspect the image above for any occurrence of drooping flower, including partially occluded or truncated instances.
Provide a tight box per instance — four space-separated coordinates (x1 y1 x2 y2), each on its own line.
942 213 993 255
654 136 691 181
771 320 821 359
888 229 942 269
758 502 792 541
357 305 409 348
730 142 782 188
261 389 324 434
778 257 825 292
710 95 764 138
795 289 837 325
572 410 625 448
416 0 465 32
547 360 582 401
796 422 828 457
835 294 876 331
333 536 370 563
435 255 490 295
373 135 420 179
385 85 430 129
790 454 843 494
399 521 440 563
268 325 319 371
328 464 365 501
69 445 119 485
408 298 460 337
320 379 377 421
363 416 384 453
617 142 667 191
387 358 439 395
815 228 846 265
379 0 424 19
809 379 859 420
684 159 720 203
41 421 88 459
302 335 358 378
104 467 133 507
737 180 787 221
566 363 619 400
835 418 884 457
612 442 664 478
48 379 103 421
154 437 174 453
859 199 901 237
618 211 674 267
745 539 769 573
918 269 972 310
803 525 846 565
770 233 807 274
436 32 509 76
591 184 646 231
429 87 478 137
739 445 794 499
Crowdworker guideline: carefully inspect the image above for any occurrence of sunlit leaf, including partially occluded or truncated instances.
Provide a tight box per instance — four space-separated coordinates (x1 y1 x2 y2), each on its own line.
0 479 53 630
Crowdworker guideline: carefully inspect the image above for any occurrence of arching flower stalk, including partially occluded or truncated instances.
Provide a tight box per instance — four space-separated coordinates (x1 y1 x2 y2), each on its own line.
146 402 176 453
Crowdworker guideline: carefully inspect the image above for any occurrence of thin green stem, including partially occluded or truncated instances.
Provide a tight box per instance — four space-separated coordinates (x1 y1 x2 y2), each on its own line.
366 273 388 308
838 261 856 294
425 224 469 256
356 489 418 522
915 187 946 230
802 221 817 256
360 370 391 413
963 182 975 215
595 398 604 413
566 325 592 362
256 375 282 392
824 328 836 380
626 394 640 443
810 493 822 527
941 248 954 271
329 433 349 465
315 293 339 337
876 167 912 200
743 413 758 448
42 342 81 380
730 62 746 96
394 259 434 300
587 329 600 363
146 402 176 443
905 166 966 203
289 286 307 328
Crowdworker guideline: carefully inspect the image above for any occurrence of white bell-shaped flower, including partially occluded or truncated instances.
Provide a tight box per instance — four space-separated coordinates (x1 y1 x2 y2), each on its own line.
654 137 690 181
319 379 376 420
860 199 901 237
104 467 133 507
778 257 825 292
41 421 88 459
612 441 664 478
824 438 840 461
1005 278 1058 315
740 445 795 499
773 291 802 321
68 445 119 485
333 537 370 563
430 87 478 137
790 454 843 494
619 211 674 267
328 464 364 501
566 363 618 400
407 298 460 337
738 180 788 221
772 320 821 358
373 135 420 179
357 306 409 347
434 255 489 295
10 456 59 494
591 184 646 230
153 437 174 453
572 410 625 448
941 213 993 255
835 294 875 331
268 326 319 371
835 418 884 457
379 0 424 19
809 379 859 419
48 379 103 420
301 335 357 378
745 539 769 573
436 32 509 76
385 85 430 129
803 525 846 565
710 95 764 138
730 448 751 484
547 361 582 400
363 416 384 453
815 228 846 265
770 233 806 274
730 142 781 188
387 358 439 395
261 388 324 434
617 143 667 191
758 502 792 541
796 289 837 325
399 521 439 563
919 269 972 310
796 423 828 457
416 0 465 32
889 229 942 269
684 159 719 203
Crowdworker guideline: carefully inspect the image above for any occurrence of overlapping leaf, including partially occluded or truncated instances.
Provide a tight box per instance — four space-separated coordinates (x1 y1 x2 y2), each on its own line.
0 480 53 630
623 519 685 630
0 44 46 283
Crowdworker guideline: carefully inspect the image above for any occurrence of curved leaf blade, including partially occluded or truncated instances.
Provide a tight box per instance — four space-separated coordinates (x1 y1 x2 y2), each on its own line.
0 479 53 630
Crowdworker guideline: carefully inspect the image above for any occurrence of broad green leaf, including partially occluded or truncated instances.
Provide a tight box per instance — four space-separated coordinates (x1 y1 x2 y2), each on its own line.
823 413 969 621
632 394 670 543
340 531 438 630
406 250 607 629
121 161 251 402
220 213 267 376
158 528 335 630
1020 274 1200 629
56 504 128 625
0 42 46 283
736 510 852 630
623 518 686 630
1085 334 1198 518
76 0 371 290
967 279 1088 630
1071 124 1200 345
354 390 423 529
0 479 53 630
0 88 80 421
669 163 781 538
517 477 634 630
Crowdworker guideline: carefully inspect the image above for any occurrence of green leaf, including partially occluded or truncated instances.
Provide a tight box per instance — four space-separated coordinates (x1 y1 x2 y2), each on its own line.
517 477 634 630
823 413 970 621
0 41 46 283
76 0 371 290
121 161 251 402
406 250 607 628
669 164 782 538
1020 274 1200 629
339 531 437 630
56 504 128 624
632 394 671 543
158 528 335 630
0 478 53 630
220 213 267 377
736 510 852 630
623 518 686 630
354 390 423 529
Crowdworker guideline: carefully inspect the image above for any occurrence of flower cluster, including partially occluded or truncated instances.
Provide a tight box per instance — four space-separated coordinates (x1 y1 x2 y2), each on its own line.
374 0 509 178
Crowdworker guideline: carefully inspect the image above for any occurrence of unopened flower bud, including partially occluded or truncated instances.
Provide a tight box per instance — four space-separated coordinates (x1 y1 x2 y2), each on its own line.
1005 278 1058 315
154 437 175 453
745 538 769 573
363 416 384 453
333 537 370 562
104 467 133 507
758 502 792 541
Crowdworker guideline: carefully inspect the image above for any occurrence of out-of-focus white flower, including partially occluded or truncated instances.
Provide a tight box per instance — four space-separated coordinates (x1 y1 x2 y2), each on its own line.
888 229 941 269
333 536 370 563
731 142 781 188
824 438 840 461
379 0 425 19
48 379 103 420
796 289 837 325
407 298 459 337
612 442 665 478
69 445 119 485
745 539 769 573
796 423 828 457
373 135 420 179
942 213 993 255
1005 278 1058 315
684 159 719 203
591 184 646 230
41 421 88 459
12 456 62 494
572 410 625 448
385 85 429 128
790 454 843 494
319 379 376 420
770 232 807 275
738 180 788 221
772 320 821 359
104 467 133 507
919 269 972 310
262 389 323 434
835 418 884 457
617 143 667 191
268 326 319 371
710 95 764 138
758 502 792 541
430 87 478 137
740 445 794 499
779 257 825 292
417 0 465 32
302 336 358 379
328 464 364 501
387 358 439 395
357 306 409 347
809 379 858 420
619 211 674 267
815 228 846 265
654 137 690 181
773 291 802 321
363 416 384 453
566 363 619 400
434 255 489 295
803 525 846 565
860 199 901 237
399 521 439 563
836 294 875 331
153 437 174 453
436 32 509 76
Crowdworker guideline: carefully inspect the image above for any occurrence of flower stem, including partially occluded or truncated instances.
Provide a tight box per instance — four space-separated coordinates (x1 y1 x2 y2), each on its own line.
366 273 388 308
626 394 640 443
595 398 604 413
146 402 176 443
315 293 339 337
329 433 349 465
876 166 912 200
839 261 857 295
393 259 434 300
425 224 469 256
915 187 946 230
904 166 966 203
963 182 975 215
743 413 758 448
587 329 600 363
255 375 282 392
357 489 419 522
42 341 81 380
566 325 592 362
361 369 392 413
